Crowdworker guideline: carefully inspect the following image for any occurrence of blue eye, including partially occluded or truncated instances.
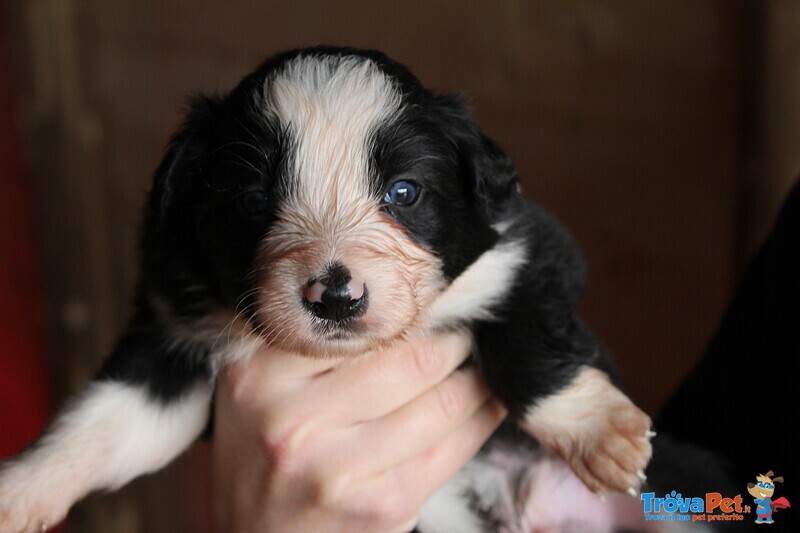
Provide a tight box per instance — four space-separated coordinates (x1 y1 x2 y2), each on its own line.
384 180 421 206
237 190 269 217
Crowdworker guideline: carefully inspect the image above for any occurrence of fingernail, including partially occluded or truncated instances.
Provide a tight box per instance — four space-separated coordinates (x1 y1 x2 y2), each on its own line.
637 469 647 482
645 430 657 438
627 486 639 497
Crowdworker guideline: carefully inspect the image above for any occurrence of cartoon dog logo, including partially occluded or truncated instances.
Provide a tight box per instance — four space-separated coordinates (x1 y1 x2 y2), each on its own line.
747 471 791 524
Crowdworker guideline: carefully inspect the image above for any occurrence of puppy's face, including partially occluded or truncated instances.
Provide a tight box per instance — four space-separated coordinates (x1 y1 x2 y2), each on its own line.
147 49 517 357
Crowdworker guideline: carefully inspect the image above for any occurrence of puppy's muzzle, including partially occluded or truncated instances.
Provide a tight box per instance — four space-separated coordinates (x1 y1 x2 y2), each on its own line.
302 263 368 323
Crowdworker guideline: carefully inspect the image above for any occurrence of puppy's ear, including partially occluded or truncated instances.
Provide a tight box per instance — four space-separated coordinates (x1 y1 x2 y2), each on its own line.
149 95 221 227
471 131 520 209
435 94 519 212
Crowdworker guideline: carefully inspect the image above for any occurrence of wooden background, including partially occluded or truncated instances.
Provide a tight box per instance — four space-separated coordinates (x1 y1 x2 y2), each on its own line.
3 1 799 531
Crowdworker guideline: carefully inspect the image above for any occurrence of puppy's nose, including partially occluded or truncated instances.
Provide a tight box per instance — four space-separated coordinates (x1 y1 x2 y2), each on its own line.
303 264 367 322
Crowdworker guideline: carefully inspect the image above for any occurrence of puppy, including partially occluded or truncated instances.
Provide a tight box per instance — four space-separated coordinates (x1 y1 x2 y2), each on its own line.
0 47 653 532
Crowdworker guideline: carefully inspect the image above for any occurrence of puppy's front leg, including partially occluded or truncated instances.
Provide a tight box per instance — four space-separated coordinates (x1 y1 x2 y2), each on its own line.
521 366 653 496
476 318 653 496
0 335 213 532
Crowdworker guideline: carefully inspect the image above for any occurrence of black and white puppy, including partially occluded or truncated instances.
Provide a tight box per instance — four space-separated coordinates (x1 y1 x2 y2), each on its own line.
0 47 655 532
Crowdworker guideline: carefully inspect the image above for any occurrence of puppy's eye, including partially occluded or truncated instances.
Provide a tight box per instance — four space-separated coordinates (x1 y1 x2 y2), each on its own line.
236 190 270 217
384 180 421 206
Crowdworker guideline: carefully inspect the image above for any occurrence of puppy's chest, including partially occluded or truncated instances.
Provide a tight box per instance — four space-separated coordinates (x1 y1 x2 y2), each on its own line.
455 436 650 533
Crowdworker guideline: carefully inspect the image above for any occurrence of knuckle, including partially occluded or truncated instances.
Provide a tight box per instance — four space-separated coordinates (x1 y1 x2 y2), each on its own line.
459 411 487 446
222 364 253 405
307 467 350 509
408 340 441 379
363 493 409 530
435 379 465 420
261 433 296 475
260 421 312 475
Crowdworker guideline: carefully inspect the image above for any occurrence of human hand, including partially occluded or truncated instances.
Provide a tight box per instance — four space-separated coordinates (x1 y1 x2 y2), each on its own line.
212 332 507 532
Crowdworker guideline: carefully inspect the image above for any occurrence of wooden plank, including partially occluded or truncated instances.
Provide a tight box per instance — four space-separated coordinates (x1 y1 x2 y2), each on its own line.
759 0 800 244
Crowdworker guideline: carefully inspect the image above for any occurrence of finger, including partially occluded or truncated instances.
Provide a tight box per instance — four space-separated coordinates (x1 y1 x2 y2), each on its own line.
310 331 474 423
343 367 491 475
222 332 474 455
220 345 344 407
353 398 507 515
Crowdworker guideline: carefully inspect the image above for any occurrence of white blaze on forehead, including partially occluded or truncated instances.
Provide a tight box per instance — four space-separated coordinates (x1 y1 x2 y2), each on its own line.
264 55 402 242
252 56 444 356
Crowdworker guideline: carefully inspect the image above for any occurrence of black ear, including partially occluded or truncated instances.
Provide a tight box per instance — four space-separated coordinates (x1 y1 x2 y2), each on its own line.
148 95 221 229
141 95 223 279
434 94 520 212
472 132 520 209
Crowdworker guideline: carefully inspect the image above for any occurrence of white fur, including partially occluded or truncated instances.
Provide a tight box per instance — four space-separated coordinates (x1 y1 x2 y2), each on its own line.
521 366 653 499
465 455 521 528
0 381 212 531
265 55 402 252
491 220 513 235
418 469 485 533
211 333 265 372
254 56 444 356
429 240 527 325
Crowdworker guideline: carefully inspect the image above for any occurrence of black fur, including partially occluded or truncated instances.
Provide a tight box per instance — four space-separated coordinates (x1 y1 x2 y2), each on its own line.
98 47 604 417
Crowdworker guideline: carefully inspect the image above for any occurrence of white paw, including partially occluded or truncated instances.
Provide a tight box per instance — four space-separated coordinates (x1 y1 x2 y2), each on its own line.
521 366 653 496
565 398 653 495
0 465 70 533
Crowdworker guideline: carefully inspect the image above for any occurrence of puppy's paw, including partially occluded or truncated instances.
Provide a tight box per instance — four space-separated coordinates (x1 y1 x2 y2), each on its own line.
566 398 653 496
0 465 70 533
0 503 46 533
520 366 653 496
0 493 53 533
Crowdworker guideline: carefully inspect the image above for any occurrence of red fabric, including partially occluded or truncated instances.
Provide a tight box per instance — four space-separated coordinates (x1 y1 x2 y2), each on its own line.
772 497 791 511
0 9 50 458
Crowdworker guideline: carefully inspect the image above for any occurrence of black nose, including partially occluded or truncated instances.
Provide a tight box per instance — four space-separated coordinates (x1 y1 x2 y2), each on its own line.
303 264 368 322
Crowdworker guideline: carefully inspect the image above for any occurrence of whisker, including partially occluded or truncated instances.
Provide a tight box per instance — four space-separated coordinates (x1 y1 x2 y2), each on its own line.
210 288 261 353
